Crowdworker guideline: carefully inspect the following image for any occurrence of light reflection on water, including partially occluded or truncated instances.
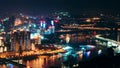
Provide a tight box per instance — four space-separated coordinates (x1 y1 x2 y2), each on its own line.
0 64 18 68
24 55 62 68
0 50 94 68
0 54 64 68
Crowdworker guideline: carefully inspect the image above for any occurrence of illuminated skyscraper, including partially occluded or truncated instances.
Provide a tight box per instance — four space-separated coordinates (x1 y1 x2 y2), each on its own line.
11 30 31 52
0 37 7 52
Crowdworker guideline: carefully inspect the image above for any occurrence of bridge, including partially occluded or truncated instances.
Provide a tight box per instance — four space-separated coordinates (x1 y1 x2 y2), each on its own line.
94 35 120 54
55 27 114 35
60 26 111 31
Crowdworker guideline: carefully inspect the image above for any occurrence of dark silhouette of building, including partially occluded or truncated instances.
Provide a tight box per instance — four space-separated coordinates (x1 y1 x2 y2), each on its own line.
3 16 15 32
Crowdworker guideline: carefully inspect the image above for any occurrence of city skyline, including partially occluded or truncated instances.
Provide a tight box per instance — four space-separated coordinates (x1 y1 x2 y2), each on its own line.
0 0 120 68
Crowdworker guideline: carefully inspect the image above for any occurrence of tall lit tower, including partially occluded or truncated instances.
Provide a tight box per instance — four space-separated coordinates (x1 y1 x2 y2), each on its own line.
50 20 55 33
0 37 7 52
11 30 31 52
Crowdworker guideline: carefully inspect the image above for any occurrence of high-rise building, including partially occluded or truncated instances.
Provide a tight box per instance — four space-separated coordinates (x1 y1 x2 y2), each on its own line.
0 37 7 52
11 30 31 52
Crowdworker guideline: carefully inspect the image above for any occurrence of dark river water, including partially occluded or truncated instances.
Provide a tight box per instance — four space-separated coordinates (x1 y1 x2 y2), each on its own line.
0 55 63 68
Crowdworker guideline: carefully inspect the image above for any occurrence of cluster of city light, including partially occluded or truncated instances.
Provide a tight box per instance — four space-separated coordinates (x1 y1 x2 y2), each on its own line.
0 17 9 22
18 13 56 35
0 13 59 56
19 13 37 20
40 20 46 29
79 45 96 50
61 25 110 31
14 18 22 26
40 20 55 34
30 33 40 39
85 17 100 23
0 47 65 59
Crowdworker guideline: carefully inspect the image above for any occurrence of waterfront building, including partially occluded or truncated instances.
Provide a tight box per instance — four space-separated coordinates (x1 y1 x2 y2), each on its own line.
11 30 31 52
0 37 7 52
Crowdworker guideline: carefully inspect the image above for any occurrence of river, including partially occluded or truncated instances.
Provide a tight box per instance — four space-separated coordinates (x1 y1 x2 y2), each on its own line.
0 46 98 68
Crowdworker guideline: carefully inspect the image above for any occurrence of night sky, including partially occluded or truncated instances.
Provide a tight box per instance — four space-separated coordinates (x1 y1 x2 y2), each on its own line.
0 0 120 15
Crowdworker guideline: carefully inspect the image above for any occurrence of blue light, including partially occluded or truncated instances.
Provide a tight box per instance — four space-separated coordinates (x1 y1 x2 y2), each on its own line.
81 47 85 50
33 17 37 19
41 36 44 40
33 24 36 28
43 23 46 28
40 21 43 27
86 51 91 58
51 27 55 33
7 64 13 68
51 20 54 26
30 16 33 18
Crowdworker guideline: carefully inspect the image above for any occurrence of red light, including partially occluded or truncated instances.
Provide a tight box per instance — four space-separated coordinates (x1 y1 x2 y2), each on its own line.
39 20 45 23
54 20 59 23
93 31 96 36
